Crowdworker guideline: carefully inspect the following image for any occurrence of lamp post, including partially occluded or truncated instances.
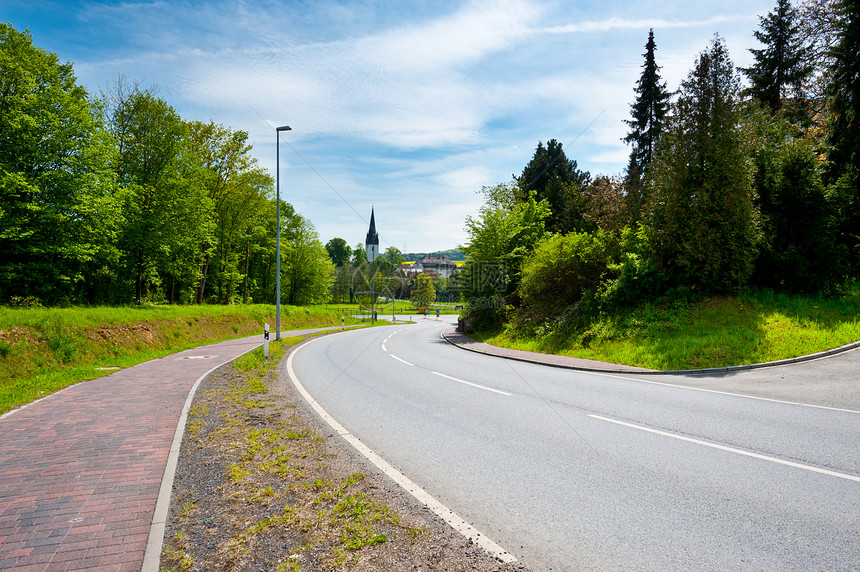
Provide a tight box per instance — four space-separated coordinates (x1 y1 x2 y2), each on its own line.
275 125 291 340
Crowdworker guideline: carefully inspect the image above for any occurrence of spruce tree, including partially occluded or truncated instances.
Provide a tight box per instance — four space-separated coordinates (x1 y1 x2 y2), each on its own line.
741 0 812 113
623 29 671 176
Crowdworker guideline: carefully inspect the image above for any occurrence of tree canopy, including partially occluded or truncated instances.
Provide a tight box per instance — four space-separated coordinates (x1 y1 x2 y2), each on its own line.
517 140 590 234
325 238 352 267
646 36 759 292
0 24 121 304
742 0 813 113
0 23 333 307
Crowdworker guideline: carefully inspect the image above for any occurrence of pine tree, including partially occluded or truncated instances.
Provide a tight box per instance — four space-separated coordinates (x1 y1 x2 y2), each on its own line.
741 0 812 113
623 29 671 176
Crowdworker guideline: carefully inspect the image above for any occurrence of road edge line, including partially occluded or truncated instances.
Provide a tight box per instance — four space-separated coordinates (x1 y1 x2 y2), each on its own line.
285 336 518 564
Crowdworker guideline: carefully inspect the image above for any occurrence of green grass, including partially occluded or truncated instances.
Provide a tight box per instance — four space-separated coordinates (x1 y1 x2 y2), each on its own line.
0 304 361 415
476 289 860 371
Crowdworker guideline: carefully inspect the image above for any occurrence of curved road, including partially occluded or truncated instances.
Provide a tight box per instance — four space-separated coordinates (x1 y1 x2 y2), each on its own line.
289 318 860 571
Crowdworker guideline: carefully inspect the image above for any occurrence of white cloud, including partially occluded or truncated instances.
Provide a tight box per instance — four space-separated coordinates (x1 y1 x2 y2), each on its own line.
540 15 738 35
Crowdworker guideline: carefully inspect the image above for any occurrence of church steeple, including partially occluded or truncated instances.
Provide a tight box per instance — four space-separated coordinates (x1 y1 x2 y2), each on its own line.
365 207 379 262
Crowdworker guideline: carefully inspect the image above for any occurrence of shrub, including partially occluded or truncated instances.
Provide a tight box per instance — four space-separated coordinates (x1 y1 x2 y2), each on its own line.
518 230 620 324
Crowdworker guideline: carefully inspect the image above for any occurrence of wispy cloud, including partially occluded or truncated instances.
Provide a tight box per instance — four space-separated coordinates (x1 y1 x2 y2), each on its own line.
540 15 739 35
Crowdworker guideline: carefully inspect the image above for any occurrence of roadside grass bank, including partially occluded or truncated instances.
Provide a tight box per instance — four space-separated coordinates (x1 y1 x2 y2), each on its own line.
162 336 526 571
0 305 360 415
473 289 860 371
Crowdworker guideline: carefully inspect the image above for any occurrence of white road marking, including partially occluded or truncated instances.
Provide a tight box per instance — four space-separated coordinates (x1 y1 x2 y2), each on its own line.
381 329 402 353
589 414 860 483
588 372 860 415
286 337 517 563
390 354 414 366
432 372 512 396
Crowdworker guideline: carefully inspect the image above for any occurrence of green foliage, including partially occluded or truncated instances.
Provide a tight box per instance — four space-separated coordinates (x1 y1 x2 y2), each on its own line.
750 109 844 290
409 274 436 307
0 27 332 308
280 215 334 306
459 187 551 329
0 24 122 304
351 242 368 267
325 238 352 267
105 83 214 305
186 120 274 305
824 0 860 275
517 231 620 325
382 246 405 267
517 140 591 233
741 0 812 114
624 29 672 177
646 36 759 293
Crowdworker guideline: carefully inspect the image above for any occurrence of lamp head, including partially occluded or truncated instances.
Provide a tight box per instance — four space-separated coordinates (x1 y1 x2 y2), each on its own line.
276 125 292 132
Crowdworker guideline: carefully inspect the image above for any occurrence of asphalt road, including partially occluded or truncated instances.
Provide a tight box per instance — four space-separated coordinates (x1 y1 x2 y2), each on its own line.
288 318 860 571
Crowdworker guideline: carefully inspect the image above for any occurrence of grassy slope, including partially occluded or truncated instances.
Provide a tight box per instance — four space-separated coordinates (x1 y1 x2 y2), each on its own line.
0 305 359 415
477 290 860 371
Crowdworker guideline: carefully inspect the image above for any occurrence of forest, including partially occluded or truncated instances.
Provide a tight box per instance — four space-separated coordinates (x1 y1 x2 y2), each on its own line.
459 0 859 341
1 0 857 318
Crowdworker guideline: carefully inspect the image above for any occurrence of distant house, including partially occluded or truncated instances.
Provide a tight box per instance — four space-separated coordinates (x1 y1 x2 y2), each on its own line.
411 255 457 279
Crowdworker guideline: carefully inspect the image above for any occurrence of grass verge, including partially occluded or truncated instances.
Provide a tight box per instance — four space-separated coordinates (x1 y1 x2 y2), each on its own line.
0 304 361 415
476 289 860 371
160 338 465 570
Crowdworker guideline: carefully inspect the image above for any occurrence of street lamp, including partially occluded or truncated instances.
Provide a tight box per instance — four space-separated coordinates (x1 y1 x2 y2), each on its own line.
276 125 291 340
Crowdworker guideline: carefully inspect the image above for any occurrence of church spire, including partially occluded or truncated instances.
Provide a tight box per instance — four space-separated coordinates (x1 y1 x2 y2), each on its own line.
365 207 379 262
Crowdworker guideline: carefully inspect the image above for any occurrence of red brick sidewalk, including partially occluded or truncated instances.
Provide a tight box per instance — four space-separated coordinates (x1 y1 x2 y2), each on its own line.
0 328 344 571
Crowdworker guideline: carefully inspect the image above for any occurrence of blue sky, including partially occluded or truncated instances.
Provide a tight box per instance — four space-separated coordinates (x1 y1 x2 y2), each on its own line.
5 0 776 253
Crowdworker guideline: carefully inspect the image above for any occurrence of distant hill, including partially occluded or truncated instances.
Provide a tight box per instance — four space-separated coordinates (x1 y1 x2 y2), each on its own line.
404 249 464 261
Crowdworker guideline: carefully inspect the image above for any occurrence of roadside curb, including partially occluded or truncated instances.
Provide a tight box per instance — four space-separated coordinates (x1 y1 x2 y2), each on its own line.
441 328 860 376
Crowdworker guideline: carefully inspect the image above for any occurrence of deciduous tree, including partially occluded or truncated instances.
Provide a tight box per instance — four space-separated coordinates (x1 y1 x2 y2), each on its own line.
410 273 436 307
460 185 550 328
325 237 351 267
0 24 122 304
105 84 213 304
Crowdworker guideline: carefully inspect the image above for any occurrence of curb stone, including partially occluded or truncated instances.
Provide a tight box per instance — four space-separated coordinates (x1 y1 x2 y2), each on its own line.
441 328 860 376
